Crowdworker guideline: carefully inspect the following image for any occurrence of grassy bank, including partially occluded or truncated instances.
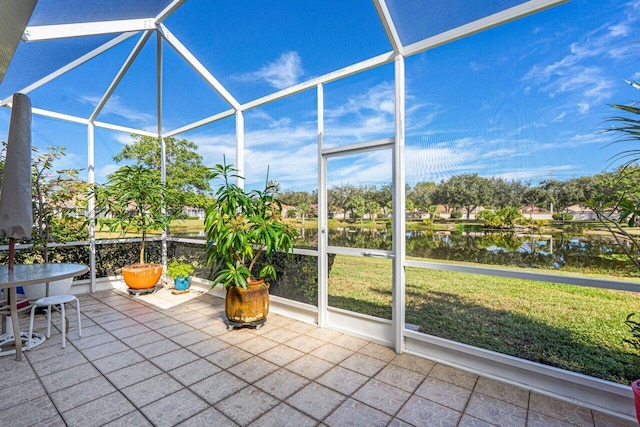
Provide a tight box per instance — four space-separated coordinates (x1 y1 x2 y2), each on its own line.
327 255 640 384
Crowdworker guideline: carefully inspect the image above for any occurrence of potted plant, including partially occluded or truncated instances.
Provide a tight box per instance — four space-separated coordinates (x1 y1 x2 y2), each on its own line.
166 259 194 291
23 146 88 300
204 161 296 328
94 165 173 290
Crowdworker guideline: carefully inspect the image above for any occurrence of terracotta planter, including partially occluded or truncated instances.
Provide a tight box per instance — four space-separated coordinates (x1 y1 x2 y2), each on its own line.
225 279 270 324
121 263 162 289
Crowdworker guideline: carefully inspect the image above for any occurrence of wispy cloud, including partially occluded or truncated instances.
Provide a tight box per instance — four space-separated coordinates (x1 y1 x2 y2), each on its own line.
234 52 304 90
522 3 639 112
79 94 156 129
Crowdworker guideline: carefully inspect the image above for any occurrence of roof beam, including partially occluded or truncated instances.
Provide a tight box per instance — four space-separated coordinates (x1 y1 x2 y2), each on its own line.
372 0 403 55
1 32 138 105
403 0 567 57
155 0 188 24
157 24 241 111
89 31 153 121
164 108 235 138
23 18 155 42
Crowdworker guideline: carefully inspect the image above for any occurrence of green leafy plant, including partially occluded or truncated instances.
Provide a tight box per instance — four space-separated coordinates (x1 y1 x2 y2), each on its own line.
166 259 194 279
204 160 296 289
93 164 175 265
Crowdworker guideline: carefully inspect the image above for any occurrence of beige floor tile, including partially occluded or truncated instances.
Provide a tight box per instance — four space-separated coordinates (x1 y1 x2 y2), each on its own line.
529 392 594 427
105 360 163 389
331 334 369 351
135 336 182 358
250 402 317 427
375 363 425 393
0 395 59 427
155 322 197 338
259 343 305 366
286 353 334 380
31 350 88 377
325 398 392 427
61 391 136 427
475 377 529 408
0 377 47 412
254 368 310 400
317 365 369 396
186 336 230 357
40 362 102 392
527 410 583 427
235 335 280 354
82 340 131 361
100 317 140 331
415 376 472 412
141 388 209 427
261 326 302 344
310 342 354 364
352 379 411 415
109 323 151 339
170 329 212 347
227 355 279 383
102 410 154 426
390 353 435 374
287 382 346 421
396 394 461 427
465 393 527 427
51 376 117 412
121 373 183 407
177 407 237 426
121 330 165 348
150 347 199 371
206 346 253 369
429 363 478 390
92 348 145 374
216 385 279 425
285 334 326 353
339 352 387 377
190 370 249 404
458 414 497 426
593 411 637 427
359 342 397 362
169 357 222 386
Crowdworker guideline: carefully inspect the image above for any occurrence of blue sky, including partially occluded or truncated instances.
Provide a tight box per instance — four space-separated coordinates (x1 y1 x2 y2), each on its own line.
0 0 639 192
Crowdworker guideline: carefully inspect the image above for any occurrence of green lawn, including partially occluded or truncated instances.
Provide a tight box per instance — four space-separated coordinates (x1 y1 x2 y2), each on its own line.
327 255 640 384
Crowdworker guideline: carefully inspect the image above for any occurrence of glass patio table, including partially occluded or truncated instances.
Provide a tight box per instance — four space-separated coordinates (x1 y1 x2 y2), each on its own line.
0 263 88 361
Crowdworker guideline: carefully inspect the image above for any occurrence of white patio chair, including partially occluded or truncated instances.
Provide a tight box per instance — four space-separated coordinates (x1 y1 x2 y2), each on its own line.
27 294 82 349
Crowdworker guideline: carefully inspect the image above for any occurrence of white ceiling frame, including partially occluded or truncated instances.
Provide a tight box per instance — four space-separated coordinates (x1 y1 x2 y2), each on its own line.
372 0 403 55
155 0 189 24
403 0 567 57
31 107 89 125
93 120 157 138
89 30 153 122
241 50 395 111
1 31 139 105
157 24 241 111
164 108 235 138
23 18 155 42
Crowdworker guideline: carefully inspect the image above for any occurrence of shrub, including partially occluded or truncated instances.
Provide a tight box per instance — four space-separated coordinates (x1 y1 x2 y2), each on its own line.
450 211 463 219
552 213 573 221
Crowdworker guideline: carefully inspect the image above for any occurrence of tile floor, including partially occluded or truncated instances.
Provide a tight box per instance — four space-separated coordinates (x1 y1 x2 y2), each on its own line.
0 286 636 427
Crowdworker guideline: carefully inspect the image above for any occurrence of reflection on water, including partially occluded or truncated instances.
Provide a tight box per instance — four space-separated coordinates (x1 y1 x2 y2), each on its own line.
318 228 634 275
175 226 637 276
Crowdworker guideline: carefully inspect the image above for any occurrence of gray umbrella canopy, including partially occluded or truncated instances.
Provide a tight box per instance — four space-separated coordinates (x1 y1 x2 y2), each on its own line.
0 93 32 239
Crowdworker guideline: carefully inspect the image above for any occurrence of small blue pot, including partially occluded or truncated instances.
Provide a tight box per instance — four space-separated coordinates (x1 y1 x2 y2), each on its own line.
174 276 191 291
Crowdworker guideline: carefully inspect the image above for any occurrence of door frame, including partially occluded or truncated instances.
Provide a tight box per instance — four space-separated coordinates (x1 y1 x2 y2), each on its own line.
317 137 397 344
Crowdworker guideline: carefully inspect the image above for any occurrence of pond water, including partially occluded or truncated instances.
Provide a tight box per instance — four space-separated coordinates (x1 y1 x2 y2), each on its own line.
175 227 638 276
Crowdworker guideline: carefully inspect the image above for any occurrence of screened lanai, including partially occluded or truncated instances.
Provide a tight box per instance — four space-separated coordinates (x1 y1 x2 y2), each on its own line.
1 0 639 423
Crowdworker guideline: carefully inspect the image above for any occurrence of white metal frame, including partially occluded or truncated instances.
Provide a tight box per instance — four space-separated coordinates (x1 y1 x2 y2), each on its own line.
5 0 633 419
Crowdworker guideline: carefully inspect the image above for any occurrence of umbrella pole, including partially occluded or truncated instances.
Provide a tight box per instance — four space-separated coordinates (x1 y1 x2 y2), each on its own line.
8 238 14 273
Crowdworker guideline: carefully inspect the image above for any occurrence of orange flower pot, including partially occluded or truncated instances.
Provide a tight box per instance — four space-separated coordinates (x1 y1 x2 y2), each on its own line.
121 263 162 289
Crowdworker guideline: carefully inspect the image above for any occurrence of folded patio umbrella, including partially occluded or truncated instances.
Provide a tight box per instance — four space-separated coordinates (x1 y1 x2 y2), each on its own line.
0 93 32 272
